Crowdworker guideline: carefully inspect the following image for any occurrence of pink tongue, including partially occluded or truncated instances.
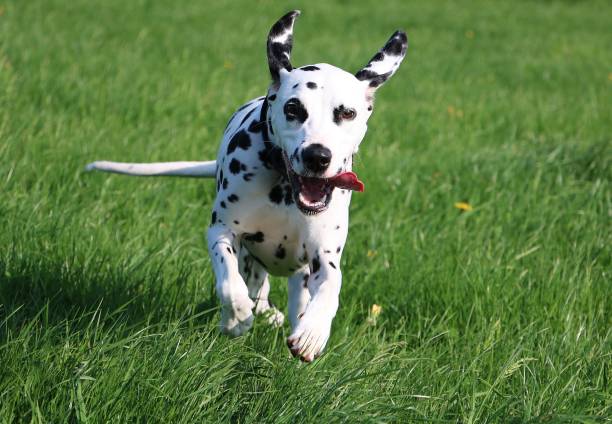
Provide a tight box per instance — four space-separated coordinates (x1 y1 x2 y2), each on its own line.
328 172 365 192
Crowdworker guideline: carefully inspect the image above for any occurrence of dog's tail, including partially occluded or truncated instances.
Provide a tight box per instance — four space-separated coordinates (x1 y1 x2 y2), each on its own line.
84 160 217 178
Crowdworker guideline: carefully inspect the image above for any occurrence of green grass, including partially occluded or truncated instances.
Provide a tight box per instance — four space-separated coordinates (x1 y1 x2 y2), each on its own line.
1 0 610 422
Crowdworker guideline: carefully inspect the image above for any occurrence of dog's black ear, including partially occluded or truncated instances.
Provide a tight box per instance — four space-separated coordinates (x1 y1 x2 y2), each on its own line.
355 30 408 90
267 10 300 84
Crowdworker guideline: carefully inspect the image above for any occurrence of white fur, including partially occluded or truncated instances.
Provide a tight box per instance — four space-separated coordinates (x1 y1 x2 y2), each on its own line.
85 160 216 177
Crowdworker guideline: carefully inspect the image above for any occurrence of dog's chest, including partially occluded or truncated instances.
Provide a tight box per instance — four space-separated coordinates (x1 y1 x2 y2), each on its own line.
240 206 308 276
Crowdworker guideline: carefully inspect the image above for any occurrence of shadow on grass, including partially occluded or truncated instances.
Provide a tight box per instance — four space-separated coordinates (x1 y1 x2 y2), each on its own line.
0 255 218 338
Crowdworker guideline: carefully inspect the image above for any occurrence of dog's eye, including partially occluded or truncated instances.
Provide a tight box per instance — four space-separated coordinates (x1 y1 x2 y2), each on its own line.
284 102 299 119
333 106 357 124
283 98 308 123
341 109 356 121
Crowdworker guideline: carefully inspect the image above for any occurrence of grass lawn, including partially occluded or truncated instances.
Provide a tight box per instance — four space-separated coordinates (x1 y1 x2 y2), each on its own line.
1 0 610 422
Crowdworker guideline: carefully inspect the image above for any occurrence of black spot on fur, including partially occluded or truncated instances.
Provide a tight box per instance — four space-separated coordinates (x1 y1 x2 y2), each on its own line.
336 246 341 253
355 69 391 88
248 99 271 141
228 194 239 203
284 98 308 123
243 173 254 181
248 119 263 133
238 108 256 127
259 99 270 140
268 94 277 101
245 231 264 243
236 102 252 112
217 169 224 191
335 225 340 230
220 257 224 263
211 211 217 224
368 105 373 111
324 250 331 254
234 220 239 225
329 261 336 269
275 245 286 259
382 31 408 56
300 65 320 71
226 247 231 254
222 178 228 190
269 185 283 204
293 83 299 89
371 52 385 62
227 130 252 155
252 254 266 267
258 141 285 173
306 81 317 89
229 158 242 174
312 257 320 273
220 201 226 208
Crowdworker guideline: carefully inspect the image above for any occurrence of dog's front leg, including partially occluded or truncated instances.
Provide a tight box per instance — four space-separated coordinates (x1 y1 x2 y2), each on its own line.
287 253 342 362
207 225 255 337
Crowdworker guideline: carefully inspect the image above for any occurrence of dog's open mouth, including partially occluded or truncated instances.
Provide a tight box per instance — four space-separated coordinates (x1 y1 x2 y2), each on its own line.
283 154 364 215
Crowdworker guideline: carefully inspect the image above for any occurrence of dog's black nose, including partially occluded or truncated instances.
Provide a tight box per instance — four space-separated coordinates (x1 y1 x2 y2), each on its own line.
302 144 332 173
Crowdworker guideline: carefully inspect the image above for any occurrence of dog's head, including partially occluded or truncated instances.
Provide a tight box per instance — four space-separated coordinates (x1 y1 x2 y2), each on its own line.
265 11 407 214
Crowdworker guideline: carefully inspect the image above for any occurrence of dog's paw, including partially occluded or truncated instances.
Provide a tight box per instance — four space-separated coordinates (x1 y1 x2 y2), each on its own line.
254 302 285 327
262 307 285 327
220 297 255 337
286 312 332 362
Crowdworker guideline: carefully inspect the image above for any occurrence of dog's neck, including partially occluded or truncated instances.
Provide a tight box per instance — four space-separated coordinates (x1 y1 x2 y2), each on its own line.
254 96 287 177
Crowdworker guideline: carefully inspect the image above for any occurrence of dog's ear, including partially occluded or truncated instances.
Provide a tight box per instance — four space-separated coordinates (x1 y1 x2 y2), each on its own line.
267 10 300 85
355 30 408 90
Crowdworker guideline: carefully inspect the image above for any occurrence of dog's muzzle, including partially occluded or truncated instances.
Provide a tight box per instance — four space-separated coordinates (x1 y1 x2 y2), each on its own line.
282 153 364 215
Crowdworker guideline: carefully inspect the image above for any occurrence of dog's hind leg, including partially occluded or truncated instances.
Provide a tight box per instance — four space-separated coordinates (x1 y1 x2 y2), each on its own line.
207 225 255 337
238 249 284 327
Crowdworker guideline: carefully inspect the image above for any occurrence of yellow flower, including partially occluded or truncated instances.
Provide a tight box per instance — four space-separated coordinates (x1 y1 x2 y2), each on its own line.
223 60 234 70
447 106 464 119
371 304 382 317
465 30 475 39
608 72 612 81
367 249 377 258
454 202 473 212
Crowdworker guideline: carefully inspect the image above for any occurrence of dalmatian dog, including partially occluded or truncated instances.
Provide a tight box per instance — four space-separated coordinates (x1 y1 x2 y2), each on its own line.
86 10 407 362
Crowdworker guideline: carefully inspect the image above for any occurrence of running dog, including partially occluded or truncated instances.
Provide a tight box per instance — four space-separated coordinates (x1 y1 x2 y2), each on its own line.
86 10 408 361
